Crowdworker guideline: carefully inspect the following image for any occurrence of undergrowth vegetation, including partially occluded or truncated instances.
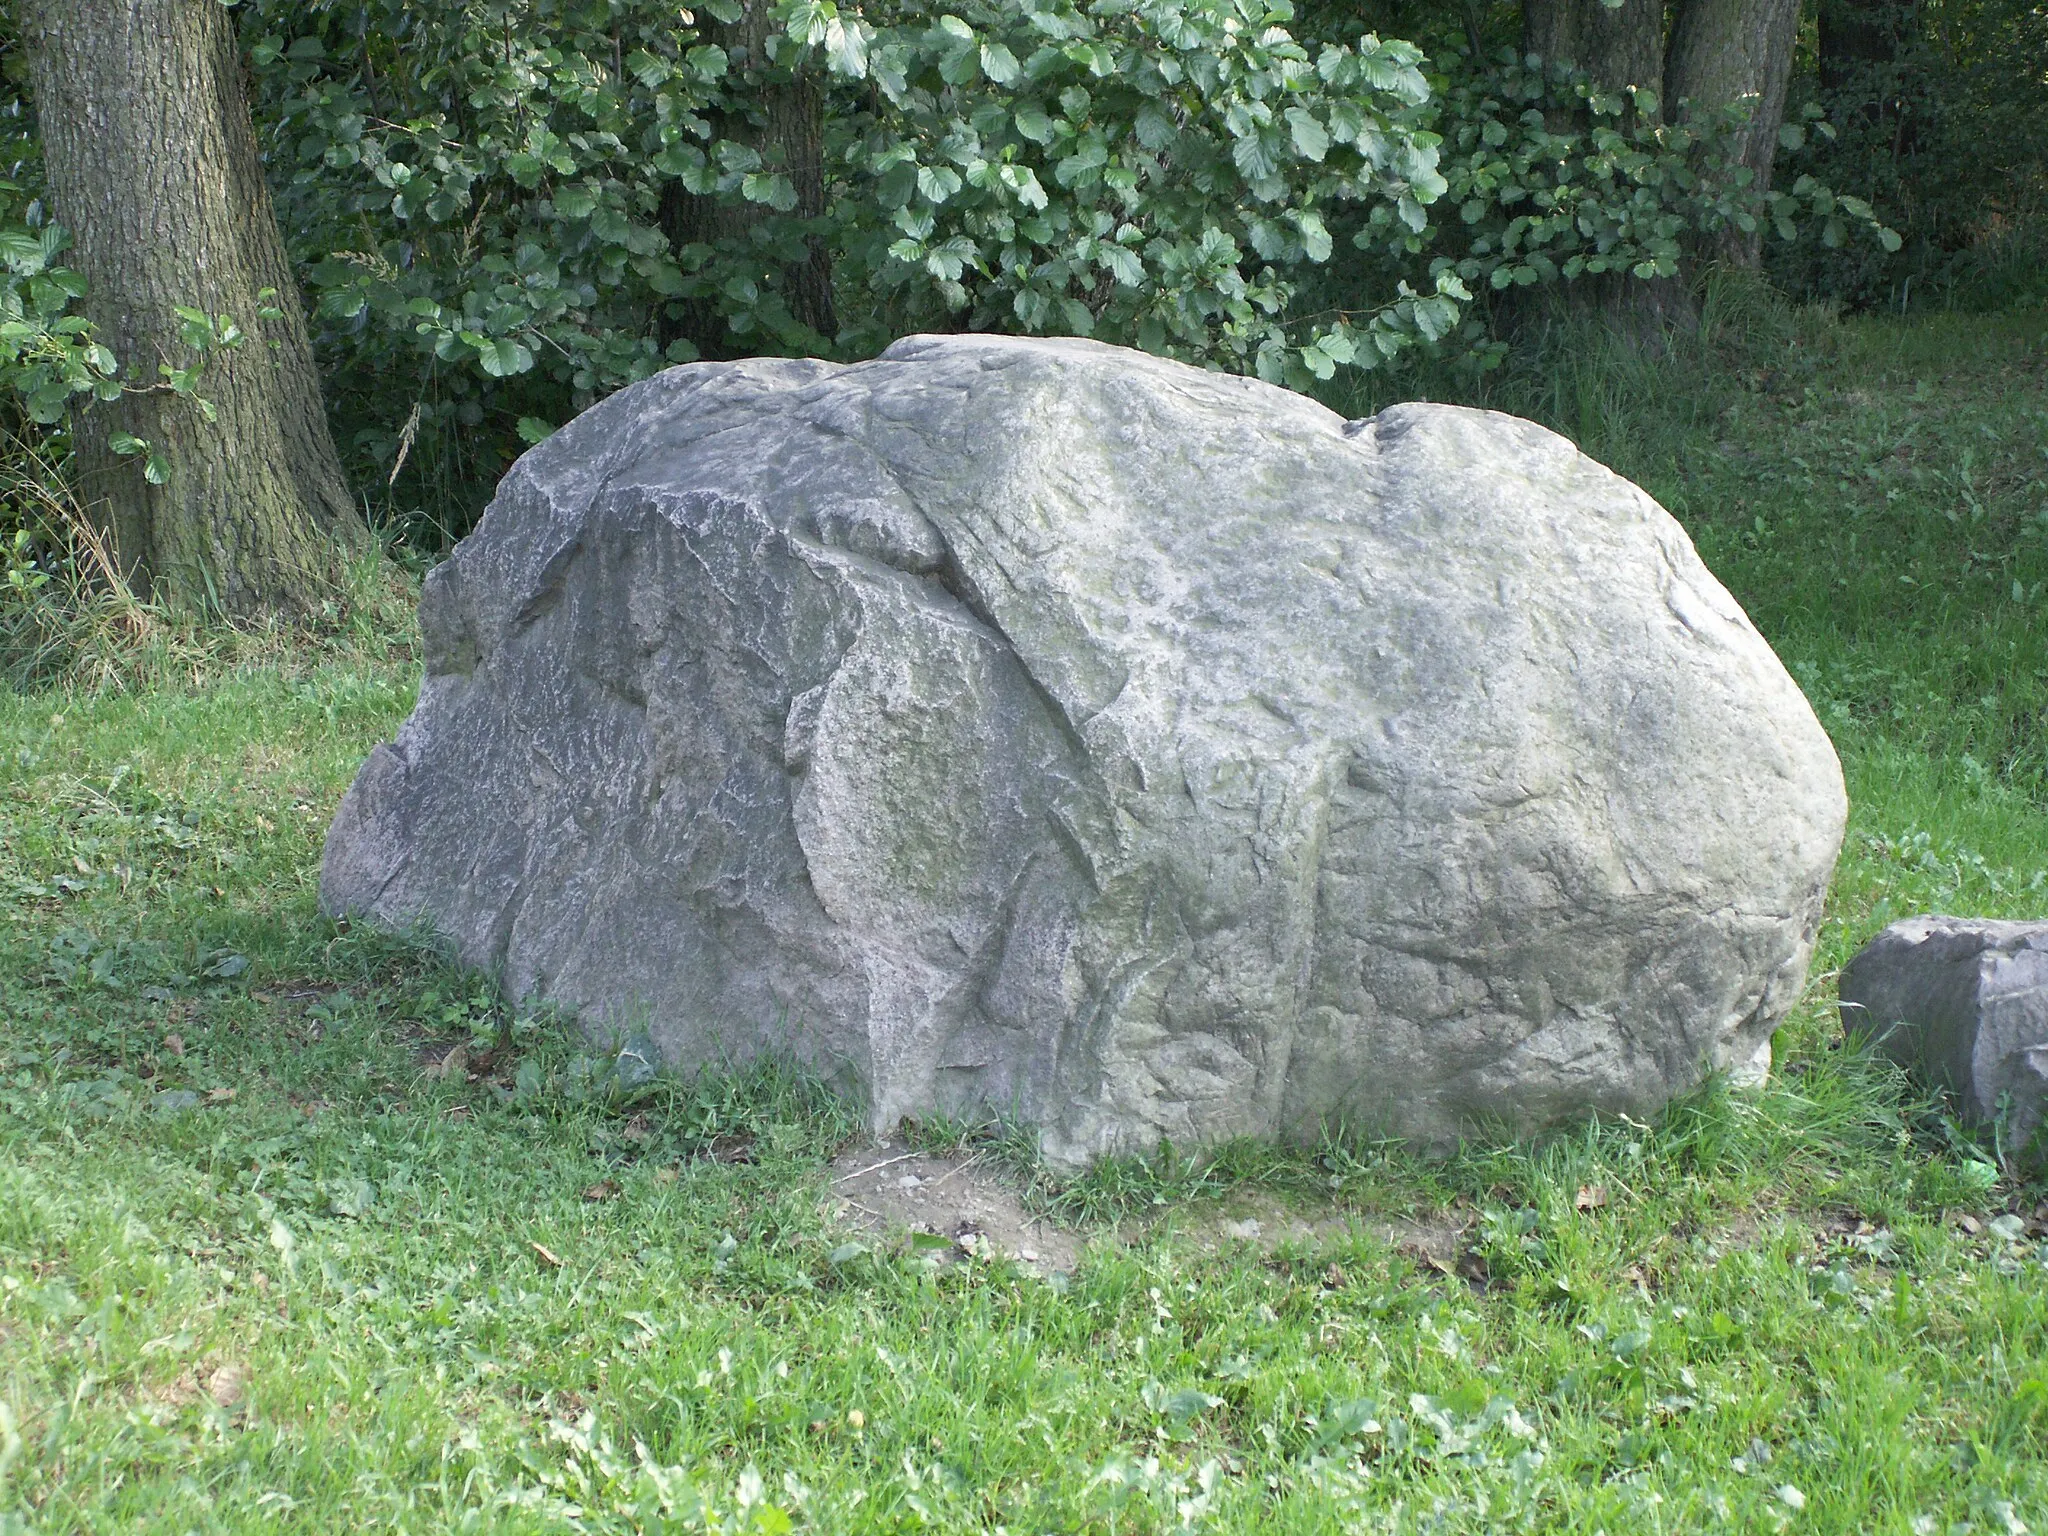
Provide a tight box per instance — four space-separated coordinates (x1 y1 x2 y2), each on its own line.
3 294 2048 1531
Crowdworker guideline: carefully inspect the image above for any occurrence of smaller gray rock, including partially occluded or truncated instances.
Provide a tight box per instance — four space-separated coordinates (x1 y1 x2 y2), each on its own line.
1839 916 2048 1142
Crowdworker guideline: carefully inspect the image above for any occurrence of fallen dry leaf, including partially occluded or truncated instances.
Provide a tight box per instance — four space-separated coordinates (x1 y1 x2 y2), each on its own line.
582 1179 620 1202
620 1115 653 1144
206 1362 250 1408
163 1034 185 1058
704 1132 757 1165
529 1240 564 1268
652 1165 680 1186
1574 1185 1608 1212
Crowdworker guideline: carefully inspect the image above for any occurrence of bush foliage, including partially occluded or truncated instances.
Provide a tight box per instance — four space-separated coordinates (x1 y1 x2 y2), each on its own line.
0 0 2020 562
1771 0 2048 311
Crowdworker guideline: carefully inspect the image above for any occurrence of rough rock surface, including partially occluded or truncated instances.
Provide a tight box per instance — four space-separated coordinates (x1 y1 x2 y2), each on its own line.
1840 917 2048 1142
322 335 1846 1165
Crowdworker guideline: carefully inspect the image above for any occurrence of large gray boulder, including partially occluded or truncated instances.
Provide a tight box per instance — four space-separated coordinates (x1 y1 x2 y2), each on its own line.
1840 917 2048 1143
322 335 1846 1165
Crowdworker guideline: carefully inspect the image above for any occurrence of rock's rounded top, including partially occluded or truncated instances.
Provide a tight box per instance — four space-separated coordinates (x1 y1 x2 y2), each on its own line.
325 336 1846 1166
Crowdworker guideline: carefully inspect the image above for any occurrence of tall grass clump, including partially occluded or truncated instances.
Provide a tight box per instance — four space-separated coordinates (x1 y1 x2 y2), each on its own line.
0 435 420 696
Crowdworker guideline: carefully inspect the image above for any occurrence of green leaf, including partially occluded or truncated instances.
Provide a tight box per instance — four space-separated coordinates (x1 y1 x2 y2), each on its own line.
980 41 1021 84
1413 296 1457 341
999 164 1049 211
783 0 833 45
516 416 556 445
918 166 963 204
824 16 868 78
1014 104 1055 145
1134 104 1177 152
742 173 799 212
1297 210 1333 262
1232 130 1278 186
475 337 534 377
625 49 670 87
1098 244 1143 286
1285 108 1329 163
1065 40 1114 77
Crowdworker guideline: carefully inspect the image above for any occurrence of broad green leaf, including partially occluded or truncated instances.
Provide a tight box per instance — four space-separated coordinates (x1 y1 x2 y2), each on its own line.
625 50 670 87
918 166 963 204
1232 130 1278 186
1134 104 1177 152
1014 104 1055 145
741 172 799 212
1297 209 1332 262
476 336 534 377
824 16 868 77
1285 107 1329 162
1098 244 1143 286
980 42 1021 84
999 164 1050 210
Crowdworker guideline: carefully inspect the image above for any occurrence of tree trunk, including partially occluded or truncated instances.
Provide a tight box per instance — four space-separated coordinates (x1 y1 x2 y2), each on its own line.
659 1 835 361
1665 0 1803 266
22 0 368 616
1523 0 1666 101
1520 0 1691 343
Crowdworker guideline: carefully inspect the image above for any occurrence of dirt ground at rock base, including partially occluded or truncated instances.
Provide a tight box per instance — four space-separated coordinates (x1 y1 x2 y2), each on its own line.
825 1141 1480 1278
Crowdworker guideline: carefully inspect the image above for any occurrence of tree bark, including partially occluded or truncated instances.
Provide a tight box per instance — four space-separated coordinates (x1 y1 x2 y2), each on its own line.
1665 0 1803 265
1519 0 1690 343
1523 0 1666 100
658 1 835 361
22 0 368 615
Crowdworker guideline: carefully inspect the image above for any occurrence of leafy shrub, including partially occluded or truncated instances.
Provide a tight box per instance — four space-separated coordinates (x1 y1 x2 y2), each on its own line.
1309 48 1895 371
249 0 1470 542
1770 0 2048 311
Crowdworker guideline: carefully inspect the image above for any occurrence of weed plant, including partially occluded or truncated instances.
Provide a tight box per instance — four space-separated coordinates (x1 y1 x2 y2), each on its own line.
0 425 420 697
3 295 2048 1531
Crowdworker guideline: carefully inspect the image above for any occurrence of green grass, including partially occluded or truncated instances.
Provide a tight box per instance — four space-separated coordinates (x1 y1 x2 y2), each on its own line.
3 299 2048 1533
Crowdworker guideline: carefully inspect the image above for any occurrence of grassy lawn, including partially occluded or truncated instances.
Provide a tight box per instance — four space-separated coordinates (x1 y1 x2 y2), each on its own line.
4 304 2048 1533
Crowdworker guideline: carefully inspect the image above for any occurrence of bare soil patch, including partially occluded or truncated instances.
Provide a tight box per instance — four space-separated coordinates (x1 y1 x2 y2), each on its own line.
825 1147 1484 1279
1137 1191 1476 1272
827 1143 1082 1276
